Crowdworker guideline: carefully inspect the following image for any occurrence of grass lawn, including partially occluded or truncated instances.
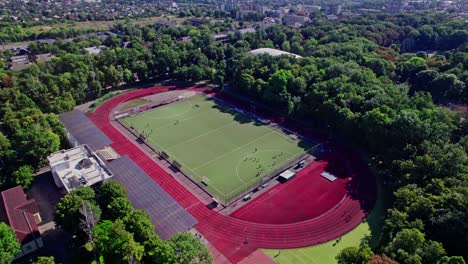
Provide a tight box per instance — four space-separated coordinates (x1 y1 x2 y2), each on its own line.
121 95 314 203
120 98 148 111
264 223 371 264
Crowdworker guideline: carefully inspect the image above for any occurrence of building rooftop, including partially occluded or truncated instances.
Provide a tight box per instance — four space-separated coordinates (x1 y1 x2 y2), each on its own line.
48 145 112 193
0 186 40 244
84 46 107 55
58 109 112 151
35 53 55 63
9 55 28 63
248 48 303 58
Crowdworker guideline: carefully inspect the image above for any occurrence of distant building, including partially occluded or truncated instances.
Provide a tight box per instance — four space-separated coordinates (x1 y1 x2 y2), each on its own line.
283 14 310 27
356 8 383 14
84 45 107 55
237 27 256 34
238 0 257 11
260 17 279 30
34 53 55 63
249 48 302 59
213 34 230 44
462 0 468 10
236 10 257 19
326 14 339 20
221 0 238 12
7 52 55 71
387 0 409 13
187 18 210 27
9 55 29 64
155 21 179 28
325 4 342 15
35 38 55 44
48 145 113 193
0 186 43 259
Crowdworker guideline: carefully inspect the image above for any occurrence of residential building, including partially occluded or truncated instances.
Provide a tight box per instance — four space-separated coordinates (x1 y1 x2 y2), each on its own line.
0 186 43 259
34 53 55 63
387 0 409 13
155 21 179 28
187 18 210 26
84 45 107 55
48 145 113 193
221 0 238 12
326 4 342 15
283 14 310 27
7 52 55 71
462 0 468 10
213 34 230 44
260 17 279 30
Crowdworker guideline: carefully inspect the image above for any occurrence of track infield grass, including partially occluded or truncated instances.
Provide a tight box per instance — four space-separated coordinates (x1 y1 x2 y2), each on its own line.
120 95 314 203
263 222 371 264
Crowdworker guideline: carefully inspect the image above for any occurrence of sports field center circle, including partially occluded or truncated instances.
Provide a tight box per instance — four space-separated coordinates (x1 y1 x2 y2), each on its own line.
88 86 376 263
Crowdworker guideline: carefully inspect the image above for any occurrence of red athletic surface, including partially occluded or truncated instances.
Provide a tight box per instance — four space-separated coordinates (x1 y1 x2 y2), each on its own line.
87 86 375 263
230 154 349 224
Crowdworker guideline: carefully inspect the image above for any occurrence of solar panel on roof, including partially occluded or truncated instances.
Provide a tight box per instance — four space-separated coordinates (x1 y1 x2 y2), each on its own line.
59 110 112 151
107 156 197 240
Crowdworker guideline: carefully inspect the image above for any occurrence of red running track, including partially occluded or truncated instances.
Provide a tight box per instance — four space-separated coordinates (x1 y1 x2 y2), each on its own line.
230 154 349 224
88 86 375 263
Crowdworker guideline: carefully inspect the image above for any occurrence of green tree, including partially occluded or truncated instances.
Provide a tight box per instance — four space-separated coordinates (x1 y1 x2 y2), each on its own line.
385 228 425 264
55 187 100 234
421 240 446 264
13 126 60 168
439 256 466 264
123 209 154 243
143 236 177 264
0 132 11 186
281 41 291 52
0 132 11 157
98 180 128 209
12 165 34 189
336 243 373 264
0 222 21 264
170 233 212 264
263 69 294 113
107 197 133 221
33 256 55 264
93 220 144 264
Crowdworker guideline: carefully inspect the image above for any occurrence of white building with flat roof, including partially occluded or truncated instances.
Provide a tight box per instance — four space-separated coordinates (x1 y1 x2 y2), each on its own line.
249 48 302 58
48 145 112 193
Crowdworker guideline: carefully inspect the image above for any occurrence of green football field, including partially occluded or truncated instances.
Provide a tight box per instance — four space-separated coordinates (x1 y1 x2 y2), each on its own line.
121 95 313 203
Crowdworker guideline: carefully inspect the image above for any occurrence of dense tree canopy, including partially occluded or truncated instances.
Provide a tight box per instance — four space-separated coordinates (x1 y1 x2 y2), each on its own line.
0 222 20 264
93 219 144 264
54 187 101 235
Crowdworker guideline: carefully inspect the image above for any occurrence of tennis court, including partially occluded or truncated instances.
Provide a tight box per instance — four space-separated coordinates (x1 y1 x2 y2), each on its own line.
120 95 314 203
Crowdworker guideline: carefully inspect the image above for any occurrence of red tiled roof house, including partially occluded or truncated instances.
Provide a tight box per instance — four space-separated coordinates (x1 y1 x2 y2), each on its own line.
0 186 44 259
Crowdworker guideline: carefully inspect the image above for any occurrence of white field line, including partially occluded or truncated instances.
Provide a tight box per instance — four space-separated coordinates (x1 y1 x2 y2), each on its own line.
151 108 218 131
192 130 274 171
166 120 238 151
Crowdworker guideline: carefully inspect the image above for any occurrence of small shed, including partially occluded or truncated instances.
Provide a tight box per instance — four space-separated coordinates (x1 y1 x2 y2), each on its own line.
279 170 296 182
321 172 337 182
